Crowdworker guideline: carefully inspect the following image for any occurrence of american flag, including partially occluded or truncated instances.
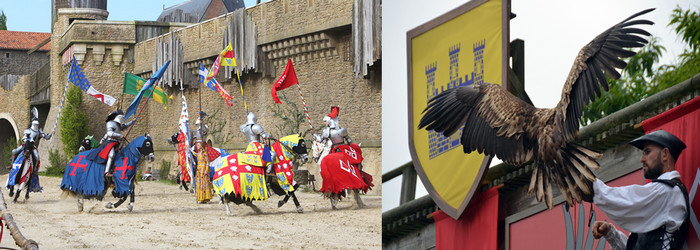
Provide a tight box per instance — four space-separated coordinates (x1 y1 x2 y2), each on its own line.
69 58 115 106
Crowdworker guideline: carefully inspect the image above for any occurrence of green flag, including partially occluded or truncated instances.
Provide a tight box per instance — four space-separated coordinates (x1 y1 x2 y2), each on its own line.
123 72 172 109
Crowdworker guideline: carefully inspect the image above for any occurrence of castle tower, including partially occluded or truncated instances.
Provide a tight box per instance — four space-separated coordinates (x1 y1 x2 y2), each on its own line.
473 40 485 85
448 43 460 89
425 62 438 100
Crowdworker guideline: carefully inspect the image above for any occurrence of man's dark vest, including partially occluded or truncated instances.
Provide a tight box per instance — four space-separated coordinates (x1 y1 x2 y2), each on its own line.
626 178 689 250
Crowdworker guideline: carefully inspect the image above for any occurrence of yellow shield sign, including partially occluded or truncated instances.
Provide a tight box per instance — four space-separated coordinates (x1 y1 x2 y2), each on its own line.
407 0 509 219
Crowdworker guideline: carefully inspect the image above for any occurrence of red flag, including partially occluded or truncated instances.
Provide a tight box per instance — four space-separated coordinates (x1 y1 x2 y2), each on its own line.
271 59 298 103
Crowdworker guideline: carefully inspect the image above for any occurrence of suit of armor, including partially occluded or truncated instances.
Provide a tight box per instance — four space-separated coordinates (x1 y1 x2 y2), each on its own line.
314 106 351 149
12 119 52 164
239 112 276 172
101 110 134 175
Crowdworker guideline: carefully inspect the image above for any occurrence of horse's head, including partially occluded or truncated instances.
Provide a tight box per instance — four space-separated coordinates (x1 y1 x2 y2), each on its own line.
277 134 308 163
137 133 155 162
79 135 93 152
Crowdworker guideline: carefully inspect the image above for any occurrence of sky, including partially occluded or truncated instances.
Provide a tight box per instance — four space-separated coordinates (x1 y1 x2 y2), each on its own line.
0 0 267 32
382 0 698 212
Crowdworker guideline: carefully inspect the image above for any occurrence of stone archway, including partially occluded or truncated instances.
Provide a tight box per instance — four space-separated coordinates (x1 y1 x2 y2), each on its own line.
0 113 20 172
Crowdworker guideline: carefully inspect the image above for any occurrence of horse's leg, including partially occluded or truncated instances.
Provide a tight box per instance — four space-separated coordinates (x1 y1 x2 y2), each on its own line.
278 194 291 208
222 197 232 216
244 201 263 214
8 185 13 197
353 189 366 208
24 173 32 200
330 193 338 210
290 191 303 213
77 194 84 212
127 178 135 212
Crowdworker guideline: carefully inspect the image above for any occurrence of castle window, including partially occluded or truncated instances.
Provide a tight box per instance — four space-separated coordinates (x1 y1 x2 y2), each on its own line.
5 53 8 58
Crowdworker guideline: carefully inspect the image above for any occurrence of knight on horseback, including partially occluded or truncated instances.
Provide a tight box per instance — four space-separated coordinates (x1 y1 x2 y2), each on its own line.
8 107 51 201
11 108 52 167
312 106 373 209
99 109 134 177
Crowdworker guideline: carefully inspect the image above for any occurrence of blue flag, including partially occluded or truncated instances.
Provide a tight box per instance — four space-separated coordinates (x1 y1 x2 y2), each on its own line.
69 58 116 106
125 60 171 120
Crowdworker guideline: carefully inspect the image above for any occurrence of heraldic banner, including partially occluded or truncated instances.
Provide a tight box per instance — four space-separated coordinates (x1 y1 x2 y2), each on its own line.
407 0 509 219
641 95 700 248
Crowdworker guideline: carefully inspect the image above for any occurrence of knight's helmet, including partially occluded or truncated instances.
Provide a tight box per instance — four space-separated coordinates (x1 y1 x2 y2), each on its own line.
30 107 40 130
245 112 257 126
106 109 126 125
324 106 340 129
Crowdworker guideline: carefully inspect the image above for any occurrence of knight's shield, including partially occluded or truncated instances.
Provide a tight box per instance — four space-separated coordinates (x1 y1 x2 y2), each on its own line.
407 0 508 219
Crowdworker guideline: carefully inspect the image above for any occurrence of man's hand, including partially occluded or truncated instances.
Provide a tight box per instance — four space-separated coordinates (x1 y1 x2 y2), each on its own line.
591 221 612 239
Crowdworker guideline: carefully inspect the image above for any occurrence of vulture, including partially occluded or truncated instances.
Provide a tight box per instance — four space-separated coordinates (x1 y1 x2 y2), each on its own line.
418 8 654 209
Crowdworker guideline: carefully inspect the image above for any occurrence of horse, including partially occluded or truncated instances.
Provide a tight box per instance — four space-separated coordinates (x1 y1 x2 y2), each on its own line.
212 134 308 215
311 139 373 209
79 135 99 152
5 140 42 203
60 133 155 212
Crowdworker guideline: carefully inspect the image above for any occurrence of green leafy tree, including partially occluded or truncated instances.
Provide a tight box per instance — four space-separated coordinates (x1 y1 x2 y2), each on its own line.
60 85 90 157
268 92 312 139
203 108 235 147
582 6 700 125
0 10 7 30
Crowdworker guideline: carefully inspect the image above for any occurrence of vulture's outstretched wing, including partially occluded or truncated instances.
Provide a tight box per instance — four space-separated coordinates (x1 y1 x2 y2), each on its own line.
556 8 654 141
419 83 537 166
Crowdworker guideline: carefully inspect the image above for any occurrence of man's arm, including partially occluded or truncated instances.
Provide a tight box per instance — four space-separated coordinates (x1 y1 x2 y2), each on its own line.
592 221 627 250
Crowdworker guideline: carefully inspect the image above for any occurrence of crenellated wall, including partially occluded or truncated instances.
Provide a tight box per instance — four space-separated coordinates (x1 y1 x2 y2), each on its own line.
43 0 381 194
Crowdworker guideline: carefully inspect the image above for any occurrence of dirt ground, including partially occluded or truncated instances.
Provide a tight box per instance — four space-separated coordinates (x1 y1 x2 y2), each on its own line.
0 175 381 249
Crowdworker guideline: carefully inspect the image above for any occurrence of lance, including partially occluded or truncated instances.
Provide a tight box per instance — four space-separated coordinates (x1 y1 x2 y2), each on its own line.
48 61 74 147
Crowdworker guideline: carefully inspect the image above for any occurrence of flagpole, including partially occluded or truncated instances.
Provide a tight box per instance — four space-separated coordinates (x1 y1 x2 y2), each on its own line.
123 79 159 140
295 83 315 141
49 61 74 147
234 67 248 114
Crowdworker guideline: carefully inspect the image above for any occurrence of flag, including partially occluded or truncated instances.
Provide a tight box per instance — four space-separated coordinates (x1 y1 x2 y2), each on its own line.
68 58 116 106
125 60 171 120
204 43 235 82
123 73 172 109
198 62 234 107
271 59 299 103
179 94 194 183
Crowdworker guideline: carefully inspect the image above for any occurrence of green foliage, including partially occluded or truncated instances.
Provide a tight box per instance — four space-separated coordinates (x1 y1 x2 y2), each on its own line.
160 159 171 181
267 92 312 139
45 148 67 176
582 6 700 125
203 108 234 147
60 85 90 158
0 11 7 30
0 137 18 168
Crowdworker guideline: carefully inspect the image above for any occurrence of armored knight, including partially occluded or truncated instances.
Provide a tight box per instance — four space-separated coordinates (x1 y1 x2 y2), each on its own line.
239 112 276 173
314 106 351 150
100 109 134 175
193 112 209 144
11 108 52 165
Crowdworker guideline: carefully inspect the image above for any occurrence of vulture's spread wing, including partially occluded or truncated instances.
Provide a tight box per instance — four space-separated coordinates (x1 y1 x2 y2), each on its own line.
419 83 537 166
556 8 654 141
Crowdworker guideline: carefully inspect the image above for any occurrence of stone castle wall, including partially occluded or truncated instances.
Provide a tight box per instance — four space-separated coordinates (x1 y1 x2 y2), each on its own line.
42 0 381 195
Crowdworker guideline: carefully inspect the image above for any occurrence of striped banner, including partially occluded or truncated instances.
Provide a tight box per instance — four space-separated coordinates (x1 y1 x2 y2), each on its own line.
296 83 315 140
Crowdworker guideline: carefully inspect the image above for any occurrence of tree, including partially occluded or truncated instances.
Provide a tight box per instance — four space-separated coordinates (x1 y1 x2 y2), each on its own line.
0 10 6 30
60 85 90 157
582 6 700 125
268 92 312 139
